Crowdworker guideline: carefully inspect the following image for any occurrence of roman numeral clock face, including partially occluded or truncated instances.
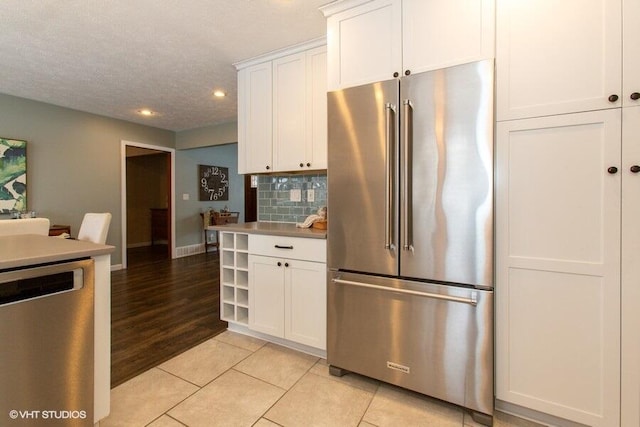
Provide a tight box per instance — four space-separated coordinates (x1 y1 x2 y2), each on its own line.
199 165 229 201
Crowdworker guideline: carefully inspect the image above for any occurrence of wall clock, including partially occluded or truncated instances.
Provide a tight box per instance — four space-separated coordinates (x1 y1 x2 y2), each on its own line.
198 164 229 201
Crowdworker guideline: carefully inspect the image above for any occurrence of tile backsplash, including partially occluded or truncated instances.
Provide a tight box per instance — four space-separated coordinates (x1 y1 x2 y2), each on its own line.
258 173 327 223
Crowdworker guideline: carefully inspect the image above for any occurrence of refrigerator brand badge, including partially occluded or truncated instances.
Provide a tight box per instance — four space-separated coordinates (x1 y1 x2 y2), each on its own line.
386 361 410 374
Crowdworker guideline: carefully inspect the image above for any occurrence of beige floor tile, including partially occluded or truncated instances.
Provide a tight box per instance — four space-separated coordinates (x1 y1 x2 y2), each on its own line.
101 368 198 427
158 338 251 386
214 330 267 352
488 411 547 427
363 383 464 427
463 410 549 427
265 371 374 427
358 422 377 427
234 343 318 389
253 418 281 427
310 359 380 393
168 369 284 427
147 415 186 427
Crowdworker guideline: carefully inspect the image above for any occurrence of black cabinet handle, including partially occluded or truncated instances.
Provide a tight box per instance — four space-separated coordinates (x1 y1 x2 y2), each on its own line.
608 166 618 174
266 165 270 170
631 92 640 101
306 162 311 167
393 72 399 78
404 70 411 76
277 262 282 267
299 163 304 167
284 262 289 267
608 94 619 103
631 165 640 173
274 245 294 249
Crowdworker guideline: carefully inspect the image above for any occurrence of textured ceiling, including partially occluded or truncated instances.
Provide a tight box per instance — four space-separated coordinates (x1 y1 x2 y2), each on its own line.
0 0 328 131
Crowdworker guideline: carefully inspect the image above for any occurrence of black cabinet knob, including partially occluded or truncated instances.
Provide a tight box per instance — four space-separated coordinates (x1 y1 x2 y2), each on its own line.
393 72 399 78
266 165 270 170
631 92 640 101
608 166 618 174
404 70 411 76
306 163 311 167
299 163 304 167
631 165 640 173
277 262 282 267
284 262 289 267
608 94 619 102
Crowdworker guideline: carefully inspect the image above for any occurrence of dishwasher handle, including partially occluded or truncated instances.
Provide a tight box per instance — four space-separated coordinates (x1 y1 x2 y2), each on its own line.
332 278 478 306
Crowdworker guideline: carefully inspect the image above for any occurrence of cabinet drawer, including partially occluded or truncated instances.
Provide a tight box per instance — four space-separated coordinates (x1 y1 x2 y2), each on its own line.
249 234 326 262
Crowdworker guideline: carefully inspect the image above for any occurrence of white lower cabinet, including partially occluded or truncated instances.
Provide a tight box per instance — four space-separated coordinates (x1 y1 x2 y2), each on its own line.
249 254 326 349
248 254 285 337
247 234 327 351
496 110 622 426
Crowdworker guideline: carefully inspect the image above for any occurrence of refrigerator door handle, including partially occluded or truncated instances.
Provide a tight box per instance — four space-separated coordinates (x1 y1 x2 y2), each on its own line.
332 278 478 306
402 99 414 251
384 102 396 251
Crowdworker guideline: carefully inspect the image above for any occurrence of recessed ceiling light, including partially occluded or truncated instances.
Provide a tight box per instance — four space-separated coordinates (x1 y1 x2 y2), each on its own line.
138 109 155 116
213 90 226 98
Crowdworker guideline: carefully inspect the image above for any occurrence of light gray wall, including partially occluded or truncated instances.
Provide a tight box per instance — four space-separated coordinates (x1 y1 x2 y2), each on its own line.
175 121 237 149
0 93 174 265
175 143 244 247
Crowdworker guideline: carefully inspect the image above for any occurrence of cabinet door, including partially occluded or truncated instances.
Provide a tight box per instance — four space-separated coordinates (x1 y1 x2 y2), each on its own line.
622 105 640 427
623 0 640 107
402 0 494 75
284 260 326 350
272 52 307 172
306 46 328 170
495 110 621 426
248 255 284 337
238 62 273 174
325 0 401 90
496 0 622 120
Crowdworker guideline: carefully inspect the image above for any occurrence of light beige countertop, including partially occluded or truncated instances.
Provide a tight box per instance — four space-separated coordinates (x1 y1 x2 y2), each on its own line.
208 221 327 239
0 234 115 270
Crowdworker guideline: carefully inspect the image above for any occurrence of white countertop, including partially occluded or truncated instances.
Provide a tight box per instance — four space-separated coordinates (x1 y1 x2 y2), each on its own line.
0 234 115 270
208 221 327 239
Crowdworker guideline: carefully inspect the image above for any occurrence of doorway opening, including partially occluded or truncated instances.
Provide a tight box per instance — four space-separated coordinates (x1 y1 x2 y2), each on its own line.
120 140 175 269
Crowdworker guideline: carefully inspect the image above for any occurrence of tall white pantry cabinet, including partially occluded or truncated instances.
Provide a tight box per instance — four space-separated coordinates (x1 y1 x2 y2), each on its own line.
495 0 640 426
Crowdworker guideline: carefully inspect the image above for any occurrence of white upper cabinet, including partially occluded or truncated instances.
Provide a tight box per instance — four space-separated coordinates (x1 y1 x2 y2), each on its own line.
306 46 328 170
236 39 327 174
321 0 495 91
238 62 273 173
402 0 495 76
496 0 622 120
323 0 401 91
272 52 307 172
623 0 640 107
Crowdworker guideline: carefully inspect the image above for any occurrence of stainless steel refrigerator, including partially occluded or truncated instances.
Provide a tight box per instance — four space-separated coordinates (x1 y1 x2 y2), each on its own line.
327 60 494 425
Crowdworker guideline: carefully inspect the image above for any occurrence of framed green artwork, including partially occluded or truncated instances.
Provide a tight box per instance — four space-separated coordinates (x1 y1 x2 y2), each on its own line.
0 138 27 213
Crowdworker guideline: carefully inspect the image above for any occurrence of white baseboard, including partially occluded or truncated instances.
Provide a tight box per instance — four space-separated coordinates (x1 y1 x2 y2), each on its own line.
176 243 206 258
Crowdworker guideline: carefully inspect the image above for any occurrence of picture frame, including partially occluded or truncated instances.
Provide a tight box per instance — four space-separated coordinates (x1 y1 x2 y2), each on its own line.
0 138 27 214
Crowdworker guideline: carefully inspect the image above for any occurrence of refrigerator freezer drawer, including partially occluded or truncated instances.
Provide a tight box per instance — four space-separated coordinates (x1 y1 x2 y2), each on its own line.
327 270 493 418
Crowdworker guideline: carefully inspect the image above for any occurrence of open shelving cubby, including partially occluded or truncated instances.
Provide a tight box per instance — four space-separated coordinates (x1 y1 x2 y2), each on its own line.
218 231 250 326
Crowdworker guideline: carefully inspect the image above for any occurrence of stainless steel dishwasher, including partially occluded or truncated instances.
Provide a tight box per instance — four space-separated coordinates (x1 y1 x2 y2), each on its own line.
0 258 94 427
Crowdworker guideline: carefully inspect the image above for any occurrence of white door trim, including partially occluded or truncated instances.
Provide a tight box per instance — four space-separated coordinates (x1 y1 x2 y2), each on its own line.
120 140 176 269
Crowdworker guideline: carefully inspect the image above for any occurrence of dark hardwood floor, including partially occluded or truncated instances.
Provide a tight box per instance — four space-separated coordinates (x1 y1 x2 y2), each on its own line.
111 246 227 388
